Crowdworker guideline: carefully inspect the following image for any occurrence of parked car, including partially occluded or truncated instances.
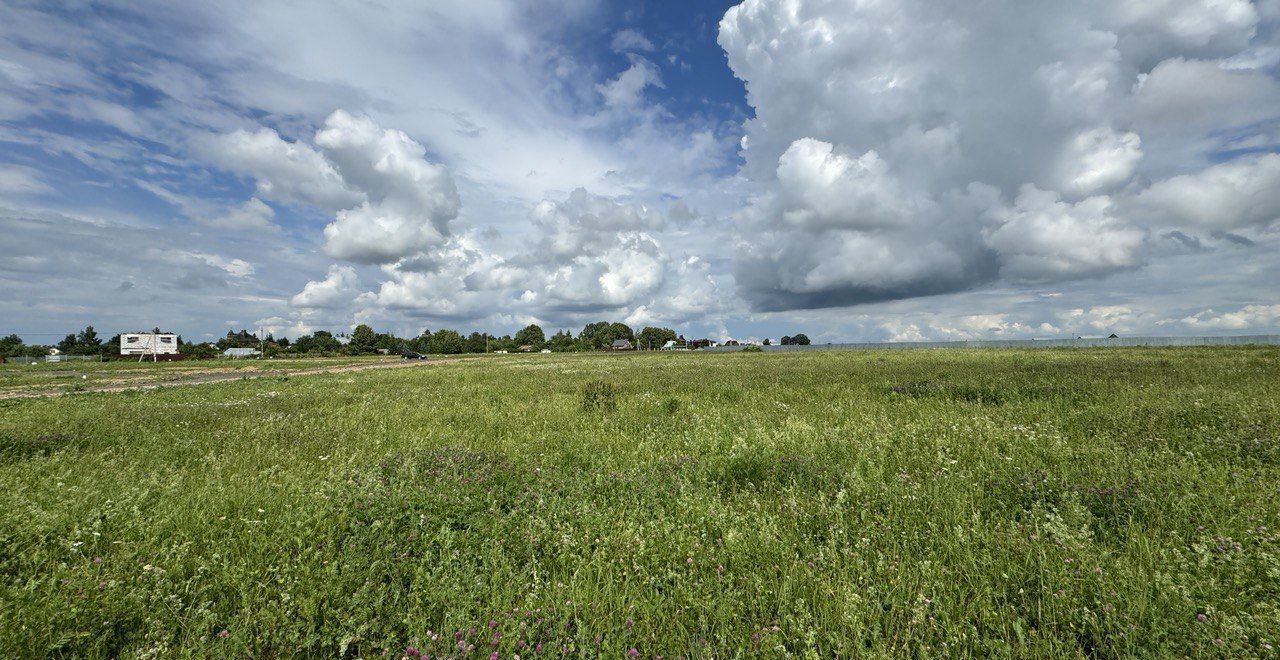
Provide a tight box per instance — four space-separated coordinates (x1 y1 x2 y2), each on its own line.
401 350 426 360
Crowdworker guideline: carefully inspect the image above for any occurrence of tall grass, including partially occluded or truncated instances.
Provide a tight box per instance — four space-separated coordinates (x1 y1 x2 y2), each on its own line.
1 348 1278 657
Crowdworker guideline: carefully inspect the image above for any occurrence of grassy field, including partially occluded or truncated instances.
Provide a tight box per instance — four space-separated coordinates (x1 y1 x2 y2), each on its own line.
1 348 1278 657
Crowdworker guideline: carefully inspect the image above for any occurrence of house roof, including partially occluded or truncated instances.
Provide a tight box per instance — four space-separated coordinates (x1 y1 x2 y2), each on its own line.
611 339 632 348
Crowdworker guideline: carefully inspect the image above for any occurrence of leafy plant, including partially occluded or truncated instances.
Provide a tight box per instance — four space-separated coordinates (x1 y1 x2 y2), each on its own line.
581 379 618 412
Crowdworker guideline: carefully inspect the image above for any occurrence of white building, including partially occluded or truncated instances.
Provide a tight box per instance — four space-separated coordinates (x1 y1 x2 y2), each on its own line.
120 332 179 356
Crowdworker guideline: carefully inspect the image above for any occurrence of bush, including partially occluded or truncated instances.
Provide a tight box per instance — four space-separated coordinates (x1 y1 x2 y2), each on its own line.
581 380 618 412
741 345 764 353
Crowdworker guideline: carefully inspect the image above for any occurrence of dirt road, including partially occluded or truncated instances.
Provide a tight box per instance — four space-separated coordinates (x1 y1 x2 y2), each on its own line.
0 359 436 400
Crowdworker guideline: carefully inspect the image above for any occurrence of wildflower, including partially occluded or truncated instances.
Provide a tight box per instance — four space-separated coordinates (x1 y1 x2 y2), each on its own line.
626 618 634 629
218 630 230 638
93 557 103 565
627 649 640 658
1197 614 1207 622
490 653 499 660
686 557 693 565
489 619 498 628
405 647 420 657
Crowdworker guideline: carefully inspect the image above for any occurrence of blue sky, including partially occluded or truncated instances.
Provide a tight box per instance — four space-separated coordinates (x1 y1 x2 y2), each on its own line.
2 0 1280 344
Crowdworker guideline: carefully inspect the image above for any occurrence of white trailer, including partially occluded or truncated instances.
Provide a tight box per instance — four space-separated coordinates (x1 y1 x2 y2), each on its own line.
120 332 180 357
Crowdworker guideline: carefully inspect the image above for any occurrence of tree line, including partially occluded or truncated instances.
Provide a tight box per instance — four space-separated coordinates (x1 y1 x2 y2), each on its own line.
1 322 744 359
2 323 812 359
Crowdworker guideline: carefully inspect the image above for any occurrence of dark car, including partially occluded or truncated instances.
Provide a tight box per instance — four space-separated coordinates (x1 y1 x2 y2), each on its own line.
401 350 427 360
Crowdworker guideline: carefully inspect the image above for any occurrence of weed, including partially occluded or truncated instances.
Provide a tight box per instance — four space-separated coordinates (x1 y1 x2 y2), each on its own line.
581 380 618 412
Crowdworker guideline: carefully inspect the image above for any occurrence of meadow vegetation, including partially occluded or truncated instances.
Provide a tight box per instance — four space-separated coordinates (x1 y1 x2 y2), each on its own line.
1 348 1278 657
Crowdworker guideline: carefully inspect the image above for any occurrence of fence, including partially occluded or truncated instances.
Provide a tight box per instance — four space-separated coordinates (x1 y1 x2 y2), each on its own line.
1 354 102 363
703 334 1280 353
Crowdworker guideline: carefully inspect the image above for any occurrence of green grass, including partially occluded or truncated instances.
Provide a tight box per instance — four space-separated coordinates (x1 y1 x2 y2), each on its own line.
1 348 1278 657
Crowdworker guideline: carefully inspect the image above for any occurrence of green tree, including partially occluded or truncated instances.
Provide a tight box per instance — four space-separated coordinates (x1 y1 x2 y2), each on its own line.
0 333 24 357
791 333 811 345
413 330 433 353
463 332 490 353
637 326 677 350
375 332 401 352
349 324 378 353
548 330 576 352
74 324 100 350
429 329 463 354
21 344 51 358
293 331 341 354
514 323 545 348
491 335 517 352
57 333 77 353
579 321 635 349
579 322 610 349
184 343 219 359
105 334 122 356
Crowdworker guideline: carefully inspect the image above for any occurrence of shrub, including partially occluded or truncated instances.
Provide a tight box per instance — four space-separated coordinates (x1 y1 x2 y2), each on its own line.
581 380 618 412
741 345 764 353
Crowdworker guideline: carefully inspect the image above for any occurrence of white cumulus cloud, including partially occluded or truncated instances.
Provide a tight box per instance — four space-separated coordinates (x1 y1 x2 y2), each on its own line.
719 0 1276 312
291 265 359 309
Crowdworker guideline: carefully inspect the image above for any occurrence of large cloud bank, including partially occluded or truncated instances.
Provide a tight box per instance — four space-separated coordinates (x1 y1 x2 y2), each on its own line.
207 110 727 327
207 110 461 265
353 187 726 327
720 0 1280 311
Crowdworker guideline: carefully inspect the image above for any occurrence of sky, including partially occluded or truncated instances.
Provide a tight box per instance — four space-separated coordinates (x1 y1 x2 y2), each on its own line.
2 0 1279 344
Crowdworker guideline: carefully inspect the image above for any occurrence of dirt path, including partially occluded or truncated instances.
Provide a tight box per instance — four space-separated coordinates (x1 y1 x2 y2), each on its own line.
0 359 436 400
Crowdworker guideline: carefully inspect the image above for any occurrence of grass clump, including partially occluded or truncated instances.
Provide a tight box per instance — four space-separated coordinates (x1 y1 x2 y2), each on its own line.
581 379 618 413
0 433 75 463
